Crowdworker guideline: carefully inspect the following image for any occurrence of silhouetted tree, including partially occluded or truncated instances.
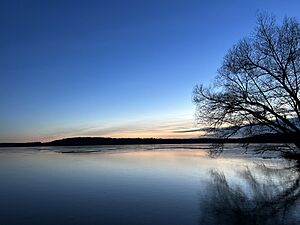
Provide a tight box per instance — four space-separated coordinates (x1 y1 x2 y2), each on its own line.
193 14 300 149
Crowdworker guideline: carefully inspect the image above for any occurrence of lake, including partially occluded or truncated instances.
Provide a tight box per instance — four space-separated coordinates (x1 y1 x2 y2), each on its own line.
0 144 299 225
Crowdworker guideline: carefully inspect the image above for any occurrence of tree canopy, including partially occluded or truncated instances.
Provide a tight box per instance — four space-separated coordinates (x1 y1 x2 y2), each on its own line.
193 14 300 146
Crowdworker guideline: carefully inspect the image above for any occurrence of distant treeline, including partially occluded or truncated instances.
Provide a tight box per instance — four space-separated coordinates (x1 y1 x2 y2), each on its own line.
0 133 299 147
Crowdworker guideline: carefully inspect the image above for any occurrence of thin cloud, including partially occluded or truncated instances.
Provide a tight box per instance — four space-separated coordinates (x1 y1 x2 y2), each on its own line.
173 128 204 133
37 116 200 142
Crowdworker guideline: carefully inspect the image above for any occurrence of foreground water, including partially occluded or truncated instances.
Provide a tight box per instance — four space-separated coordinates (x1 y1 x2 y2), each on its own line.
0 144 299 225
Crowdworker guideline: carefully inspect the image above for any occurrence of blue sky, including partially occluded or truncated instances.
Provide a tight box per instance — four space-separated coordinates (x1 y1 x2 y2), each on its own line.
1 0 300 142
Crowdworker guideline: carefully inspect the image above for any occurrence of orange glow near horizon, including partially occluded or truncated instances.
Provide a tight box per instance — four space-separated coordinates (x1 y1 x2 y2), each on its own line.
2 116 204 143
41 131 203 143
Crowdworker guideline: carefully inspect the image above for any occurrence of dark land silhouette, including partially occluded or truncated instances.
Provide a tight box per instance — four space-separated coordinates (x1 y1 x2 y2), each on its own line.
0 132 299 148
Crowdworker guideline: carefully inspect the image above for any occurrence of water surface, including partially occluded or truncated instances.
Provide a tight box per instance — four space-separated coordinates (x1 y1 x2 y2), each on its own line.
0 144 299 225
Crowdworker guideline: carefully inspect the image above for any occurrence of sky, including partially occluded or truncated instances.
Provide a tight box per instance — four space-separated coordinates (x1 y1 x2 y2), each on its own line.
1 0 300 142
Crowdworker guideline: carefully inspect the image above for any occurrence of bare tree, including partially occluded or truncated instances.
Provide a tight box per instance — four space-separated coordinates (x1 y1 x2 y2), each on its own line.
193 14 300 149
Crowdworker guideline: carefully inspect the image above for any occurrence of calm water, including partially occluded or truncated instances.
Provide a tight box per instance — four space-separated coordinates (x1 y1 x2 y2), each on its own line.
0 144 299 225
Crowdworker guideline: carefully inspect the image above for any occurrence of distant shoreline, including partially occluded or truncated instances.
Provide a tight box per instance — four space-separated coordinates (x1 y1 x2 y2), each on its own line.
0 133 298 148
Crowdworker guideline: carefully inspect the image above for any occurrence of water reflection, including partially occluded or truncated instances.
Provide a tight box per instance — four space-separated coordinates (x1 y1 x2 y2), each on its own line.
1 146 300 225
200 161 300 225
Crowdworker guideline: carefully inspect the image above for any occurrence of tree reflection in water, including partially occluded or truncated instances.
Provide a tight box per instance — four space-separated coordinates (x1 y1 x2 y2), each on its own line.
200 161 300 225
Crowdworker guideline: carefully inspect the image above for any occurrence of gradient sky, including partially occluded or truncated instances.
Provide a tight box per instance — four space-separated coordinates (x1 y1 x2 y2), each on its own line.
1 0 300 142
